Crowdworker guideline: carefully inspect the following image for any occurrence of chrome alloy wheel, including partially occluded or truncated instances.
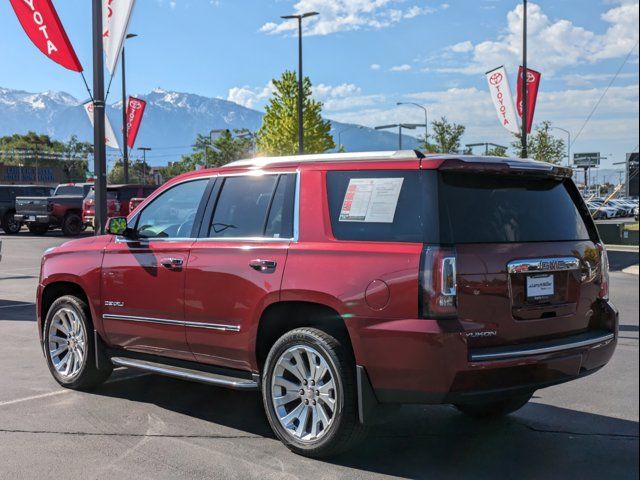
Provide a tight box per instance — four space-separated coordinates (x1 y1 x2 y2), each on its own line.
271 345 338 442
48 307 86 379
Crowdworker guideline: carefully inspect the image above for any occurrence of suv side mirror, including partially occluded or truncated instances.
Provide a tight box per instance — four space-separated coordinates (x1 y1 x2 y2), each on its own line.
106 217 129 236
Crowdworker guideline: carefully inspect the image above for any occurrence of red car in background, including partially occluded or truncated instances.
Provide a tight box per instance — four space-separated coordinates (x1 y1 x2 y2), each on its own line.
83 184 158 229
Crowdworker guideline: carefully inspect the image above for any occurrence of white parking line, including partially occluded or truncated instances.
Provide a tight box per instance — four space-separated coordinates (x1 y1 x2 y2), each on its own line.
0 372 150 408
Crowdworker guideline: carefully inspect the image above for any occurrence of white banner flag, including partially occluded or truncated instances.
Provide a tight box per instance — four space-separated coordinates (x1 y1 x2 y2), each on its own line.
103 0 136 75
486 66 520 134
83 101 120 150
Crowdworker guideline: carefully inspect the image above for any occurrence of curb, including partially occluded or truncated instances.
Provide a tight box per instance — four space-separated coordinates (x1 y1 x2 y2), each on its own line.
622 265 639 276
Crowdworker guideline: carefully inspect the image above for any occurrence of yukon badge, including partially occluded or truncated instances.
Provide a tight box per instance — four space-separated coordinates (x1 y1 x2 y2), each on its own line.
466 330 498 339
104 301 125 308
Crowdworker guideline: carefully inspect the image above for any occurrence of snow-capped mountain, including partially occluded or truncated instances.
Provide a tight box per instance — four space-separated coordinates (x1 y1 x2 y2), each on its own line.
0 86 420 164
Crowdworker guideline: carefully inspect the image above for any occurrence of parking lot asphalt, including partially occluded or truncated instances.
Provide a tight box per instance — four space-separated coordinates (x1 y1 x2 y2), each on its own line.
0 233 638 480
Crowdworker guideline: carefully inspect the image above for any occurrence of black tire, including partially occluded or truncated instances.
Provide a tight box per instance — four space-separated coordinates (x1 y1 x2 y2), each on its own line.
43 295 113 390
1 211 21 234
262 327 366 458
62 212 83 236
454 392 533 419
28 224 49 235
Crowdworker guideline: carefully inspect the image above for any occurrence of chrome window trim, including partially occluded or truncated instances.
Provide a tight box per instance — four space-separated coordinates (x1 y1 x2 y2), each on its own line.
103 314 240 332
507 257 581 274
470 332 614 362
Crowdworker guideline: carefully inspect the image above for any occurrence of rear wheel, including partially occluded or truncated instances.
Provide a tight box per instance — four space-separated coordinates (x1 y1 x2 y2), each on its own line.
454 392 533 418
62 212 83 236
262 327 366 458
43 295 112 390
28 224 48 235
1 211 21 234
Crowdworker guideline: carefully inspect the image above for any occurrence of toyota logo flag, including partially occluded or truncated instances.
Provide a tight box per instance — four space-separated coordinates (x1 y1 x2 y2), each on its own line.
125 97 147 149
103 0 137 75
517 67 542 134
486 66 520 134
9 0 83 72
83 101 120 151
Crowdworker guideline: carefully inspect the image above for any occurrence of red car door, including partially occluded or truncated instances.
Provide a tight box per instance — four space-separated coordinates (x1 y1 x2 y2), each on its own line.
101 178 211 361
184 172 296 371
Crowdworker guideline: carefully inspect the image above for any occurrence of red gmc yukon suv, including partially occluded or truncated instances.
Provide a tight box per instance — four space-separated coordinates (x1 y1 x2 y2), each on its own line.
37 151 618 457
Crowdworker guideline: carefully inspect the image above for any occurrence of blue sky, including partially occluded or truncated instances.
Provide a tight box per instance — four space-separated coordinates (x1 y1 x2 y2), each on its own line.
0 0 638 169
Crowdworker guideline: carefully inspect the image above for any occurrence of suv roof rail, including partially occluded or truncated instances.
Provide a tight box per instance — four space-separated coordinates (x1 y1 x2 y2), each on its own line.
223 150 423 169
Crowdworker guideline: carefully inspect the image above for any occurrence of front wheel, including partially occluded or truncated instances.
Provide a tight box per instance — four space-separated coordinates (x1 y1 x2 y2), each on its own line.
454 392 533 419
262 327 366 458
43 295 112 390
62 213 83 236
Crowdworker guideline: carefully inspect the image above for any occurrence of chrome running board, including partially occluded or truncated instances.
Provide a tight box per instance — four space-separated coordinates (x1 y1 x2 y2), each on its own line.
110 357 259 391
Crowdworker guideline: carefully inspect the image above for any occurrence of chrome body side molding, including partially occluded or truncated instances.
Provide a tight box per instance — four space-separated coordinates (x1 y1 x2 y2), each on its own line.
102 314 240 332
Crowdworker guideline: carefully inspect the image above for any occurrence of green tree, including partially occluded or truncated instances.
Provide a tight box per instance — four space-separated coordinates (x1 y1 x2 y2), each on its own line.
108 158 153 184
421 117 466 153
512 121 566 164
257 71 335 156
486 145 508 157
164 129 255 179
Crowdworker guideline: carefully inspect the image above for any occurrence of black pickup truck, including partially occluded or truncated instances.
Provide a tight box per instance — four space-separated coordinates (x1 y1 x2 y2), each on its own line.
0 185 55 234
16 183 93 236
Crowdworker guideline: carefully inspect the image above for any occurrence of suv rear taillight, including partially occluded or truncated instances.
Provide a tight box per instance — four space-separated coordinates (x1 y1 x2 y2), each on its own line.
597 243 610 300
420 246 458 319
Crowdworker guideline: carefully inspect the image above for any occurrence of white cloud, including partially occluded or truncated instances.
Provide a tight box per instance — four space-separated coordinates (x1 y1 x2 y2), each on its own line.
314 83 362 98
370 63 381 70
390 64 412 72
441 1 639 75
562 72 638 87
260 0 436 36
227 82 275 109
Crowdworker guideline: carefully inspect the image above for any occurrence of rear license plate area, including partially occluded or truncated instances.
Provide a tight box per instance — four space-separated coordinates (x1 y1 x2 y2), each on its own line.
527 274 554 300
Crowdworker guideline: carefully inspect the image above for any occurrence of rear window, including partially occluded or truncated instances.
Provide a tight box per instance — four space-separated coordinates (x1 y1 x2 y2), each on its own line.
85 189 118 200
55 185 84 196
326 170 439 243
439 174 591 244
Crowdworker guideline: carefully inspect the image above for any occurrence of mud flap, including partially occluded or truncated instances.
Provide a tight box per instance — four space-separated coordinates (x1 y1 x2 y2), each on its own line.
357 365 379 424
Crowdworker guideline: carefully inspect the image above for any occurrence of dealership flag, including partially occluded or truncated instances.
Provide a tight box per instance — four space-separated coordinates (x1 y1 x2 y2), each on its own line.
125 96 147 149
83 101 120 150
103 0 136 75
486 66 520 134
517 67 542 134
9 0 83 72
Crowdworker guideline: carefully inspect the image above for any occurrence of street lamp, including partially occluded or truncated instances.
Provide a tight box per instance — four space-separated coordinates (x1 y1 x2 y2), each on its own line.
337 125 363 151
281 11 319 155
138 147 151 184
551 126 571 167
122 33 137 184
397 102 428 145
375 124 419 150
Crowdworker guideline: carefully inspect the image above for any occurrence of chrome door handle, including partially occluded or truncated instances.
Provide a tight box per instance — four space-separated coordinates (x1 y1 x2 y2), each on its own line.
160 258 184 270
249 259 277 273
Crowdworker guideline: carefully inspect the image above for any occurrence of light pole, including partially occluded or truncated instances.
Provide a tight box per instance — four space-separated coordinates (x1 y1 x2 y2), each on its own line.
138 147 151 184
551 126 571 167
281 11 319 155
92 0 107 235
397 102 428 146
122 33 137 184
375 124 419 150
521 0 529 158
337 125 363 151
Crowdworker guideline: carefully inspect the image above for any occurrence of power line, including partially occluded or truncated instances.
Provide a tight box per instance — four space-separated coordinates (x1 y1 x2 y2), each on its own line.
572 40 639 148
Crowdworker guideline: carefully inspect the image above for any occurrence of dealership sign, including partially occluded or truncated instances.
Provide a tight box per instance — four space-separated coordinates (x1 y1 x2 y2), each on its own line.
486 66 520 134
125 96 147 149
9 0 83 72
83 101 120 150
517 67 542 134
574 153 601 168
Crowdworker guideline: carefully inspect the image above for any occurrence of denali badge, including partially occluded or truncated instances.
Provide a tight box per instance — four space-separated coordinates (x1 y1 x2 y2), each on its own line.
104 301 124 308
466 331 498 339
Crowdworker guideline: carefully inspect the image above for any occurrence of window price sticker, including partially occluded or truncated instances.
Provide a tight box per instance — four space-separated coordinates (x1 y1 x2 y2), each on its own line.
339 178 404 223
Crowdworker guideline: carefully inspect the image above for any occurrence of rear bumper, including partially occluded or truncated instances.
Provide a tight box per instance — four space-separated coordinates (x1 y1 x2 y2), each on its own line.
21 214 51 224
351 300 618 405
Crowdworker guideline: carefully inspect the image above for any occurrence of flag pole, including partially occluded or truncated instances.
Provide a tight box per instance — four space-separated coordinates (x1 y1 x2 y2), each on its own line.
521 0 528 158
92 0 108 235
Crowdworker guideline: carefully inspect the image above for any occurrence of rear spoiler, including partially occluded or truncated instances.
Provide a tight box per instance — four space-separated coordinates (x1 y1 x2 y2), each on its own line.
427 155 572 180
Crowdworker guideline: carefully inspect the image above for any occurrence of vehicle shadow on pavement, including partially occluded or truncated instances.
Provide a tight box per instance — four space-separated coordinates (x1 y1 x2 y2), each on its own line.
92 373 639 478
608 251 640 271
0 301 35 321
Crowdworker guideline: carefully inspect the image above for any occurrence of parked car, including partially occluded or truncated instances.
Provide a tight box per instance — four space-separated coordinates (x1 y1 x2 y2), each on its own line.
36 152 617 458
587 201 618 220
0 185 54 234
16 183 93 236
82 184 158 229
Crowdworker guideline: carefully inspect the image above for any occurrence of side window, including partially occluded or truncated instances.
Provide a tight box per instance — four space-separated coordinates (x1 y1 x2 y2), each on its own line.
209 174 294 239
135 179 208 239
